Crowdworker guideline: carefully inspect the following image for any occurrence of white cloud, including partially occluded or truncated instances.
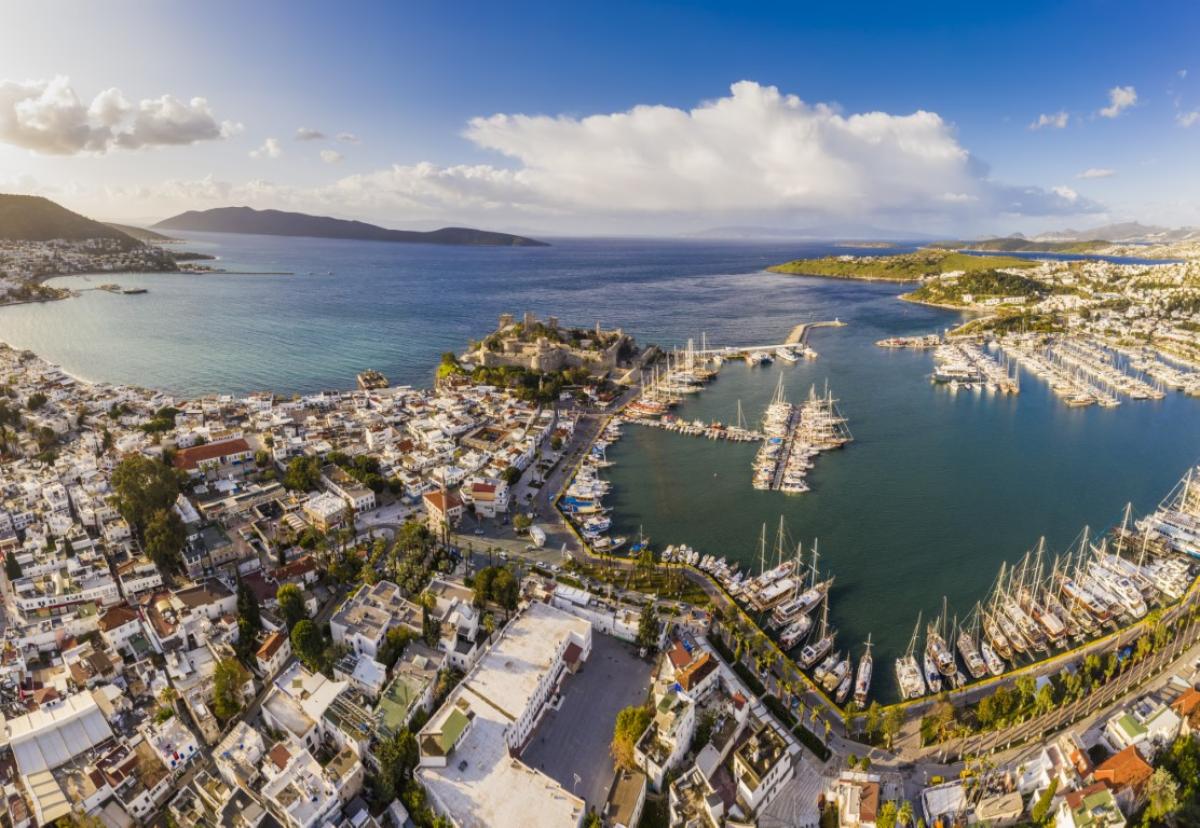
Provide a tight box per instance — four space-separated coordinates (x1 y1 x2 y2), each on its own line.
1029 111 1069 130
134 82 1101 230
0 75 238 155
250 137 282 159
1098 85 1137 118
1076 168 1115 179
295 127 326 141
1177 110 1200 127
1180 69 1189 79
336 132 359 143
320 149 343 164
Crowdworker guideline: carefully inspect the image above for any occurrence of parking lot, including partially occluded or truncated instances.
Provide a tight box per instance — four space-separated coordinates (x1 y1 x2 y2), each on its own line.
521 632 654 813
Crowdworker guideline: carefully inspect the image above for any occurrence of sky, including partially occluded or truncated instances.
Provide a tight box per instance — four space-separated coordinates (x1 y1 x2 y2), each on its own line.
1 0 1199 237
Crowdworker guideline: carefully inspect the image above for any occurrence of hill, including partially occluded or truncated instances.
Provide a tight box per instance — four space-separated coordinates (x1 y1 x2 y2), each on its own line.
154 206 549 247
767 248 1035 283
104 223 178 243
0 194 139 247
1034 222 1200 244
930 238 1110 254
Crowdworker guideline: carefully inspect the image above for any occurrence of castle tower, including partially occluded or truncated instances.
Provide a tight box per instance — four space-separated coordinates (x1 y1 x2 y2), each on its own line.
499 313 514 329
523 310 537 328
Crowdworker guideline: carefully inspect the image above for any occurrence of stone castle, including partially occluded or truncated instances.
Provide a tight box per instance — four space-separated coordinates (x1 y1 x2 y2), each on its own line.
471 311 631 375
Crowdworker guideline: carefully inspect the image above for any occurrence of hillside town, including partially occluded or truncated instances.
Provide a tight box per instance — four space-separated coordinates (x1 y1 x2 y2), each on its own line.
0 298 1198 828
0 239 179 305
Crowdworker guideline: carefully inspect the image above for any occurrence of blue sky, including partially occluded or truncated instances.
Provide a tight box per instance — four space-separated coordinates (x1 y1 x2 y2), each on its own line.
1 0 1198 235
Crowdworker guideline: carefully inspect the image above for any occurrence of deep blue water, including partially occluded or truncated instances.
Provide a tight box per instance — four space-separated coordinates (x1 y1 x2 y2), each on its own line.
2 232 1197 700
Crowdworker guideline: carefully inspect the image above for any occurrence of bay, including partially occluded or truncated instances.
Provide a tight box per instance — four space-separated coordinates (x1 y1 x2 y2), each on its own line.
3 231 1197 700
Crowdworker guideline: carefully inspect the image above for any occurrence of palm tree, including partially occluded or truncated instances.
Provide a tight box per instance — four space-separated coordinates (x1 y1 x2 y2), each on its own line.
898 800 914 827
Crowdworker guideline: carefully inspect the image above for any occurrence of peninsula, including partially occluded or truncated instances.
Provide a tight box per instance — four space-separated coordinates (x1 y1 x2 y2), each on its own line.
155 205 550 247
767 248 1036 282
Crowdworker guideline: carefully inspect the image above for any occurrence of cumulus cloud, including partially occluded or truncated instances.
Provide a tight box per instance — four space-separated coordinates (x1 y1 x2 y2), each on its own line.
250 137 282 159
295 127 326 141
1180 69 1189 80
0 75 239 155
1177 110 1199 127
1098 85 1137 118
1076 168 1115 179
135 82 1102 230
336 132 359 143
320 149 343 164
1029 111 1069 130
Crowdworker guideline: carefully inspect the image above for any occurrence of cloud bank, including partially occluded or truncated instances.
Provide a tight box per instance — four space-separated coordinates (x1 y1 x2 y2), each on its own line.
0 76 239 155
80 81 1105 232
319 81 1096 226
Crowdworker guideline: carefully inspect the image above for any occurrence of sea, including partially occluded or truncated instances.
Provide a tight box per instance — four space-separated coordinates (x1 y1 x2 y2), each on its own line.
3 231 1198 701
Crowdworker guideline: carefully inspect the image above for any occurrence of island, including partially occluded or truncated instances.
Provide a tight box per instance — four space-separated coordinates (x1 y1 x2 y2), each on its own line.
154 205 549 247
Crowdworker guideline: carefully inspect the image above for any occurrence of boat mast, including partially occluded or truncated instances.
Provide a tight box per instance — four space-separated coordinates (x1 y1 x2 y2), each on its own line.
758 523 767 576
1117 502 1132 557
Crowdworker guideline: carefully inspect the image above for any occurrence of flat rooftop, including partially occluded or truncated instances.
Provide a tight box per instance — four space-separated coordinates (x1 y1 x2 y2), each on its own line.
417 601 590 828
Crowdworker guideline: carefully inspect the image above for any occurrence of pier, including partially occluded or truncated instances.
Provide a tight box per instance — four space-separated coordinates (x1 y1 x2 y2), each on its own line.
624 416 764 441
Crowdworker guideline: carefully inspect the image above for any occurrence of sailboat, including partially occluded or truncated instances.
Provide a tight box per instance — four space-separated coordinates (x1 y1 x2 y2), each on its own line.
853 635 873 707
956 609 988 680
895 613 927 700
798 601 835 669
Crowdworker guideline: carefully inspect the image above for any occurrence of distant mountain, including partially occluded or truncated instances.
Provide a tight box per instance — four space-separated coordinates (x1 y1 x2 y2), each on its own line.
931 237 1111 254
154 206 549 247
1035 221 1200 243
104 222 177 243
0 194 139 247
688 224 937 242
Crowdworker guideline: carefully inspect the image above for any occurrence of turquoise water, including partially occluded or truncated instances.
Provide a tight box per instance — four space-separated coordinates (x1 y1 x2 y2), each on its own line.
2 232 1198 700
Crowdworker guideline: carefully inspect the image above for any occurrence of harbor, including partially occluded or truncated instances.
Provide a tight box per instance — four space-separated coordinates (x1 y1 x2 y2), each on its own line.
579 310 1200 703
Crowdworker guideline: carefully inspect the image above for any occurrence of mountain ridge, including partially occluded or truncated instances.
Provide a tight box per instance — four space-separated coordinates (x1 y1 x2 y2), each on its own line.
154 206 549 247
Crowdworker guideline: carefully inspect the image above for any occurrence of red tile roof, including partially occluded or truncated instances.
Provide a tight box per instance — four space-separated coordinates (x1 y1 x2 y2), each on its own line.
173 438 252 470
677 652 716 692
1171 688 1200 717
1094 746 1152 793
98 604 139 632
667 641 692 670
423 489 463 513
257 631 287 661
563 641 583 666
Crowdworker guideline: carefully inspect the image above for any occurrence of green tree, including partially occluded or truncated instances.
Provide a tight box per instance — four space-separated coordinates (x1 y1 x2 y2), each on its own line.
635 602 659 651
473 566 497 608
491 568 519 620
611 705 651 770
213 658 248 720
276 583 308 630
237 574 262 633
512 513 532 533
1030 778 1058 825
374 728 419 801
290 620 326 672
378 627 412 669
1145 767 1180 822
282 455 322 491
144 508 185 574
877 800 898 828
500 465 521 486
4 551 21 580
112 454 181 535
421 600 440 647
26 392 47 410
897 800 914 827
